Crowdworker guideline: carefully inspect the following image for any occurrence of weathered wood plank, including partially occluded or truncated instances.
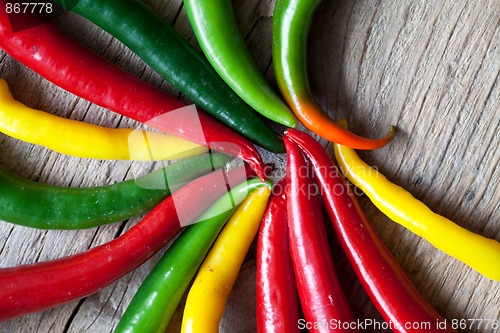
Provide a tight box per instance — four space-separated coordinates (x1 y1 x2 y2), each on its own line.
0 0 498 332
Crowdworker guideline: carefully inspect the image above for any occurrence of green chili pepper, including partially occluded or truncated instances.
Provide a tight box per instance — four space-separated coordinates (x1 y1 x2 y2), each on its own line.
183 0 298 128
115 177 272 333
0 153 230 229
272 0 395 150
53 0 285 153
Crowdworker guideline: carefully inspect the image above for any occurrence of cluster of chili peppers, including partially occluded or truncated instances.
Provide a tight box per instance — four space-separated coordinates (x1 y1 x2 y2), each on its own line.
0 0 498 331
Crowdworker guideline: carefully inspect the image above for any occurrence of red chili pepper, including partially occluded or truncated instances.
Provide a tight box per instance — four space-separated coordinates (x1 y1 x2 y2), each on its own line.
284 136 359 332
285 128 457 333
256 178 300 333
0 11 266 179
0 166 252 322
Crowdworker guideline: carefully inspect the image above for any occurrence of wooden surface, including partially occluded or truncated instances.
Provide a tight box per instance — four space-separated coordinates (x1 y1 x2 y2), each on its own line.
0 0 499 332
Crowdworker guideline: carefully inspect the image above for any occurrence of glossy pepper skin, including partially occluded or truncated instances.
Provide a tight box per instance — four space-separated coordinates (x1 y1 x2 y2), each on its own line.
256 179 300 333
0 11 267 179
181 185 271 333
333 121 500 281
286 129 458 333
52 0 285 153
0 153 230 230
0 165 252 322
272 0 395 150
284 137 359 332
0 78 206 161
183 0 298 128
115 178 271 333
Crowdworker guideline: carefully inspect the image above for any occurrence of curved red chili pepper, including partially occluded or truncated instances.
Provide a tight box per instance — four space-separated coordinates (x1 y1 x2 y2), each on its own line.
0 11 266 179
0 166 252 322
284 136 359 332
285 128 457 333
256 178 300 333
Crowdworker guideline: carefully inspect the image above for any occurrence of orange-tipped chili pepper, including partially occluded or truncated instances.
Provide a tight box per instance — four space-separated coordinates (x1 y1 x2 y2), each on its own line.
272 0 395 150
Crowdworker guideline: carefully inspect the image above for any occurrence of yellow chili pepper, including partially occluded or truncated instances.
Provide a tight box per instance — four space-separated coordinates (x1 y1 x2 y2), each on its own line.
0 78 206 160
181 185 271 333
333 120 500 281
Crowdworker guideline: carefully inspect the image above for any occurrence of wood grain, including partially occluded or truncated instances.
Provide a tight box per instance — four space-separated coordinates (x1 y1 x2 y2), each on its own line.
0 0 498 332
